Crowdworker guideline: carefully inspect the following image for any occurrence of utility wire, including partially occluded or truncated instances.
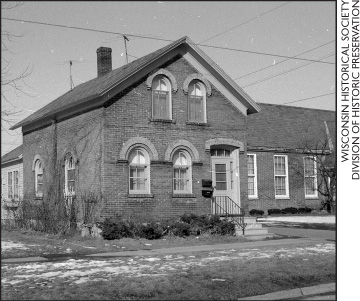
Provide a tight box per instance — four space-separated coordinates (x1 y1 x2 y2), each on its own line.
199 2 290 43
243 52 334 88
234 40 335 81
2 17 334 65
282 92 335 105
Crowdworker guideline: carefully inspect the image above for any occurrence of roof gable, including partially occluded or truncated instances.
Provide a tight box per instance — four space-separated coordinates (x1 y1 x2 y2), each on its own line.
1 145 23 164
247 103 335 151
11 36 260 131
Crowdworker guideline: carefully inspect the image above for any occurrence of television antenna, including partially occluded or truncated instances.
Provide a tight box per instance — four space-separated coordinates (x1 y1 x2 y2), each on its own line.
56 59 90 90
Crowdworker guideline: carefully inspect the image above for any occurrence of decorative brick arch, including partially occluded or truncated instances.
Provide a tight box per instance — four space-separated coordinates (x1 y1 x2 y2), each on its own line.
164 139 200 162
145 68 178 93
120 137 159 160
32 154 44 171
183 73 212 97
205 138 244 152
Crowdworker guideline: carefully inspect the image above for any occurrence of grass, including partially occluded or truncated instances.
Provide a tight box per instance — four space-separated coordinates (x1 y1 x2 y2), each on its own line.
1 228 253 259
260 222 336 231
1 251 335 300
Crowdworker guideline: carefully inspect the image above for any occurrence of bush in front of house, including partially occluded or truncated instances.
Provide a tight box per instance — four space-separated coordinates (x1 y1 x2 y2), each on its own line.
267 208 282 215
249 209 264 216
281 207 298 214
138 222 165 240
102 218 135 240
298 207 313 214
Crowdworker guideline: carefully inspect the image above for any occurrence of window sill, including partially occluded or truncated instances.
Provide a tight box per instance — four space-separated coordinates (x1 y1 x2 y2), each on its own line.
186 121 209 126
127 194 154 198
248 196 258 200
172 193 196 198
150 118 175 124
35 196 43 200
275 196 290 200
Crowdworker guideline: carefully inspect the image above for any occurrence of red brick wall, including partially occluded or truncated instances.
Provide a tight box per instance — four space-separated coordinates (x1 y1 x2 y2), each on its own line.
247 151 324 212
102 55 248 220
22 108 103 201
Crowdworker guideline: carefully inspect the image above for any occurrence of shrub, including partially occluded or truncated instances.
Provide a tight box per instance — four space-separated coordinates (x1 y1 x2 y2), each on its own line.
298 207 313 214
249 209 264 216
168 221 191 237
210 219 236 235
281 207 298 214
268 208 282 215
102 218 135 240
180 213 199 224
138 222 164 240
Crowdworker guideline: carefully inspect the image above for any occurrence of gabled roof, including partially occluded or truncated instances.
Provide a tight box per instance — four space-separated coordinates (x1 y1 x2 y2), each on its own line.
247 103 335 151
11 36 260 130
1 145 23 165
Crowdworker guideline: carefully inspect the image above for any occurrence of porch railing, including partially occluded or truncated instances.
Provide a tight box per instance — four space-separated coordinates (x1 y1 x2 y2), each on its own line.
211 196 247 234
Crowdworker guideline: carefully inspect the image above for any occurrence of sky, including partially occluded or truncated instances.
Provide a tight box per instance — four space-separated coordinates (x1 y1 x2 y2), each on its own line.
1 1 335 156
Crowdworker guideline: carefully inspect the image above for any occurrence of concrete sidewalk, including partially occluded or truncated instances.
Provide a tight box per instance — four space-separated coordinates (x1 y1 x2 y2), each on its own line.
238 283 335 300
1 237 323 264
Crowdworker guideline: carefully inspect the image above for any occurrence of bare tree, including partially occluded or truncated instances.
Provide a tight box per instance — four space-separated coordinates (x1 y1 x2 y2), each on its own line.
1 1 32 131
289 125 336 213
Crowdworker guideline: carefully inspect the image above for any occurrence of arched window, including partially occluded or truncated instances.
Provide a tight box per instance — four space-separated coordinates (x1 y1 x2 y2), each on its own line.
65 155 76 196
34 159 43 197
129 148 150 193
173 150 192 193
188 80 206 123
152 75 171 119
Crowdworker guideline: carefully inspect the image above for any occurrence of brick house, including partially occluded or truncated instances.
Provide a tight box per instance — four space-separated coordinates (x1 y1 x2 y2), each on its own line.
10 36 261 221
9 36 335 221
246 103 335 211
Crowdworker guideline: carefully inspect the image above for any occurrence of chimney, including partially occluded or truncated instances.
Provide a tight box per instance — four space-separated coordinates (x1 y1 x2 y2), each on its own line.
96 47 112 77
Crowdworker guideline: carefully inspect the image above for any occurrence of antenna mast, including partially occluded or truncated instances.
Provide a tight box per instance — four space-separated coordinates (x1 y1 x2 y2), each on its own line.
70 60 75 90
123 35 129 65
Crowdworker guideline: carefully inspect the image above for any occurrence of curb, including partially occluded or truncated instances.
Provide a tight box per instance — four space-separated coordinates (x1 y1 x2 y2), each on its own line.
238 283 335 300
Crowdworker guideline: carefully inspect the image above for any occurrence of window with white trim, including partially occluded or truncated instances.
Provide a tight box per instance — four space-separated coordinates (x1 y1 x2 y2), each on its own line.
274 155 289 198
152 75 171 119
129 148 150 193
173 150 192 193
34 159 43 197
247 154 258 198
7 171 19 201
188 80 206 123
304 156 318 198
65 156 76 196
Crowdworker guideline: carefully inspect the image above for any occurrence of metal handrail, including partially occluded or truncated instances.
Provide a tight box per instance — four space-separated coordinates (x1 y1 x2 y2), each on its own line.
211 196 247 234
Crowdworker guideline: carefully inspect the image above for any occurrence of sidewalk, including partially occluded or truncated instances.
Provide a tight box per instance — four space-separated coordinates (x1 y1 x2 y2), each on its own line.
238 283 335 300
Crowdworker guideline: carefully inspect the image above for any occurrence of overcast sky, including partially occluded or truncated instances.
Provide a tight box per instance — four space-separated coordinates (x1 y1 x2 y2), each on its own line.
1 1 335 156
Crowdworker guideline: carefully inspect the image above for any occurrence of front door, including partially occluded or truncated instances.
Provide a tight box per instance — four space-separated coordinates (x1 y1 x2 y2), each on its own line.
211 158 232 198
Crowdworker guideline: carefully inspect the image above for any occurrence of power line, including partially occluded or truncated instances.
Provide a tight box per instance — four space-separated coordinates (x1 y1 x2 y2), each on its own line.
282 92 335 105
2 17 334 65
243 52 334 88
234 40 335 81
199 2 290 43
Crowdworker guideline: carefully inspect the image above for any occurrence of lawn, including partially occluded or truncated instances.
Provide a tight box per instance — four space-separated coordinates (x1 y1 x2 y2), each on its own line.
1 242 336 300
1 228 255 259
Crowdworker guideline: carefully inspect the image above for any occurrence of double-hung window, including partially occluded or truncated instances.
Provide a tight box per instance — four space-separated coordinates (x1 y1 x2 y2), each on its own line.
304 156 318 198
129 148 150 194
274 155 289 198
152 75 171 119
65 156 76 196
188 80 206 123
7 171 19 201
247 154 258 198
173 150 192 193
34 159 43 197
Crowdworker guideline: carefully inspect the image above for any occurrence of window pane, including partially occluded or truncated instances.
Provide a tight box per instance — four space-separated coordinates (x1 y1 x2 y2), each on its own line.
67 169 75 181
216 182 227 190
215 164 226 172
248 177 255 195
68 181 75 193
216 173 227 182
275 156 286 175
275 177 286 195
247 155 254 174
